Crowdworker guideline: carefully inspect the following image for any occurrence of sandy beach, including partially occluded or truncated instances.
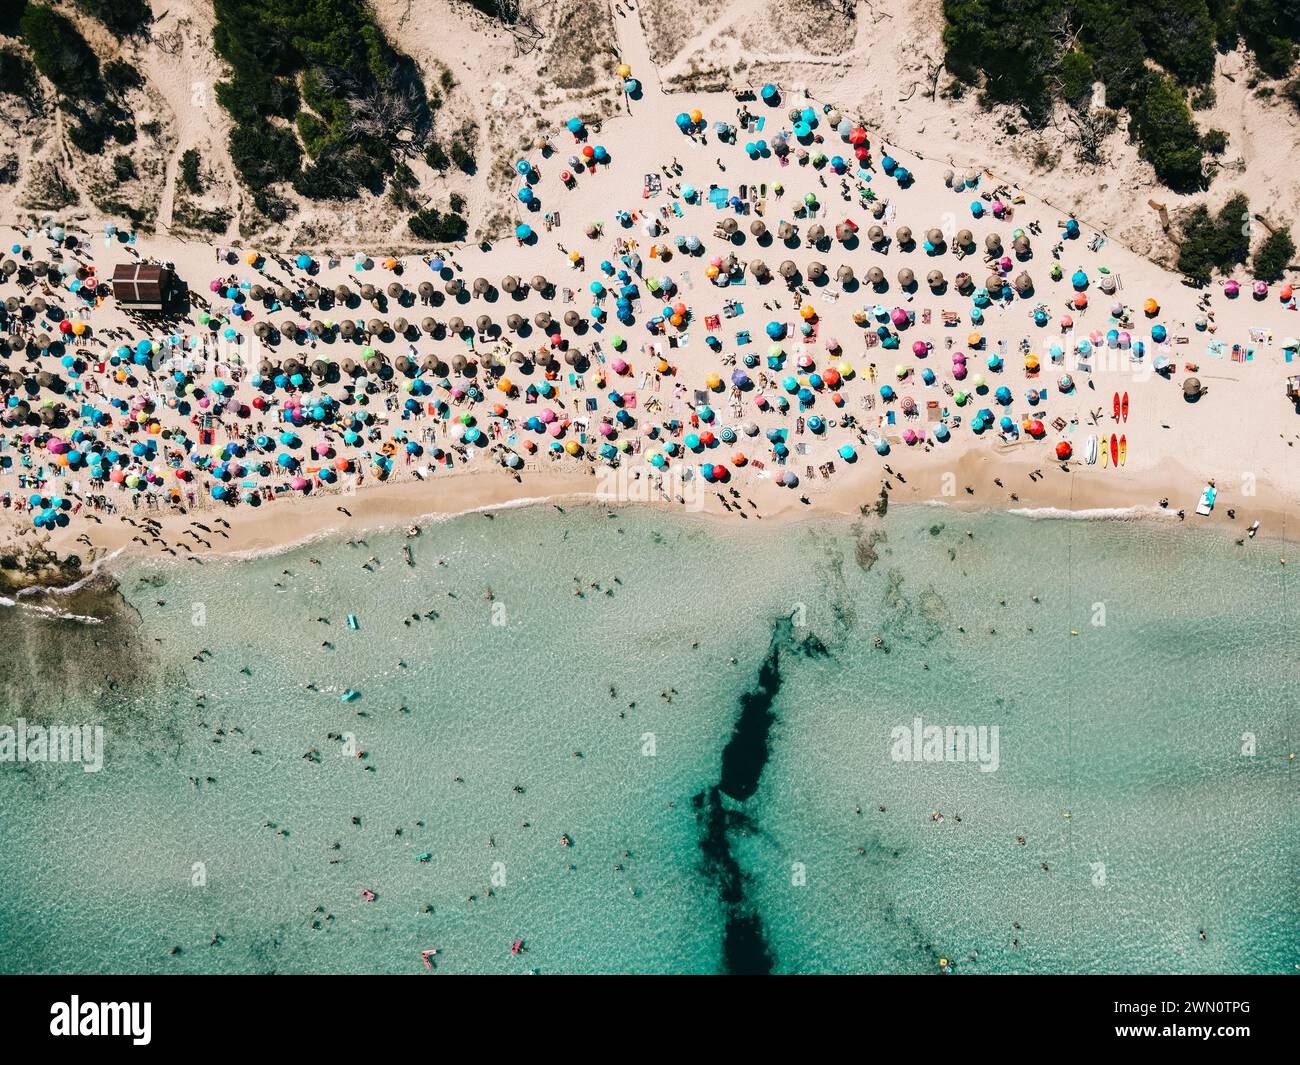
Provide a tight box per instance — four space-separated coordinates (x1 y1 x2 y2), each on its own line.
2 2 1299 583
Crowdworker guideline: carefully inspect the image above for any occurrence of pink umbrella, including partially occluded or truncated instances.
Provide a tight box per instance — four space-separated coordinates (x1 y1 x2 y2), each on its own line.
903 428 918 444
890 307 908 326
999 256 1012 271
1224 280 1240 297
1060 315 1073 329
912 340 928 356
599 422 614 436
540 407 556 423
291 476 309 491
611 358 628 374
953 364 967 380
46 439 66 453
547 421 564 437
1252 280 1268 297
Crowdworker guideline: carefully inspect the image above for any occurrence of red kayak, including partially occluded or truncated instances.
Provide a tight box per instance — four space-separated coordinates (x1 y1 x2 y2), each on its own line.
1113 392 1121 420
1109 434 1119 467
1122 391 1129 422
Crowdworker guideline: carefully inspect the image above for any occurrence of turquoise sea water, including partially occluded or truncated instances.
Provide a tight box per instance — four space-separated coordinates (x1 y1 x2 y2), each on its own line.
0 504 1294 974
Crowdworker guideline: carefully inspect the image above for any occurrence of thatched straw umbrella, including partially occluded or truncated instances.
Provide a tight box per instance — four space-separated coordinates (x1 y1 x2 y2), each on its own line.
836 265 854 284
534 310 552 329
898 268 915 288
444 278 463 296
472 277 490 296
1014 271 1033 294
367 318 386 336
750 219 767 238
985 274 1004 294
334 284 351 303
475 314 492 332
421 316 437 333
779 259 798 279
418 281 435 300
311 358 329 377
341 358 358 376
955 272 974 294
250 283 267 301
280 320 299 338
393 316 409 334
1183 377 1203 398
395 355 414 376
255 321 272 339
501 275 520 294
305 284 321 304
563 310 581 327
339 320 356 339
531 274 549 293
806 223 825 244
866 266 885 286
309 320 327 336
896 226 913 246
750 259 769 279
447 316 464 334
985 233 1002 255
720 218 738 236
806 261 826 282
507 313 525 332
387 282 404 299
956 228 974 249
1013 235 1031 256
835 222 855 243
361 284 377 301
868 225 885 246
778 222 796 241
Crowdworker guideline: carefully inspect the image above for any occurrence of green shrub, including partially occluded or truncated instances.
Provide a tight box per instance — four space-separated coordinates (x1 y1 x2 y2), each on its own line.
425 140 450 171
1201 128 1228 154
180 148 201 193
1130 75 1205 190
939 0 1300 190
74 0 151 33
20 4 99 97
103 59 142 94
1176 193 1251 282
449 142 475 173
1253 227 1295 281
0 48 34 97
210 0 431 205
408 206 468 242
111 153 135 181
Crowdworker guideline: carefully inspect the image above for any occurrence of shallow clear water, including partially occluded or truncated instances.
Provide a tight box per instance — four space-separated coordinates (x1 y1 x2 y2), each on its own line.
0 505 1294 973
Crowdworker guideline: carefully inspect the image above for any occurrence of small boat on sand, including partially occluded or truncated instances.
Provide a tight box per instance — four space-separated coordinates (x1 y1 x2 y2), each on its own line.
1195 484 1217 516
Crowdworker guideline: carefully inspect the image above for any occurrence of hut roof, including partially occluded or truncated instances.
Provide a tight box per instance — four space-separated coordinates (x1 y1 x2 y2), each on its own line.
112 263 174 311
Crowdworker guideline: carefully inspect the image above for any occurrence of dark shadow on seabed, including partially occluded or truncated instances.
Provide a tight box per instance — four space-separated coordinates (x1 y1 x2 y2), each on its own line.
694 613 830 975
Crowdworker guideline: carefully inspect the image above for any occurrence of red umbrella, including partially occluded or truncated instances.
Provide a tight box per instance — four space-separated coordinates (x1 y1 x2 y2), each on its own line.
849 127 867 145
1055 441 1072 459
